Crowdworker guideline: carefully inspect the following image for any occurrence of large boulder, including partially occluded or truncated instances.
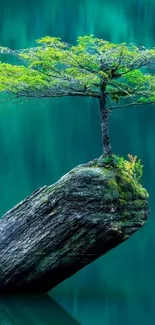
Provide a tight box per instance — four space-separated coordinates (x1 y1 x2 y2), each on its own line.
0 156 149 293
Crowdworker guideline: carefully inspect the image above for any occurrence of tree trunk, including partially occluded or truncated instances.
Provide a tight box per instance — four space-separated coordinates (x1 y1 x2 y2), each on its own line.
99 96 112 156
0 158 148 294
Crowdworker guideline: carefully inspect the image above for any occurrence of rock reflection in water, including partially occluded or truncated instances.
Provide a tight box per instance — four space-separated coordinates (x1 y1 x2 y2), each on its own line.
0 294 81 325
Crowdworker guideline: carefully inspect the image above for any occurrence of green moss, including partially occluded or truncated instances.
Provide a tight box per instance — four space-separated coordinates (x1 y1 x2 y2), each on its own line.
128 199 147 210
95 156 149 223
107 178 118 189
122 211 130 218
119 220 126 225
117 183 131 200
115 168 148 201
102 167 113 177
119 199 127 207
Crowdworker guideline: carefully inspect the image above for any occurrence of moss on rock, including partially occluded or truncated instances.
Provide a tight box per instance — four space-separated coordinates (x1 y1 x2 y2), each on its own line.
87 155 149 224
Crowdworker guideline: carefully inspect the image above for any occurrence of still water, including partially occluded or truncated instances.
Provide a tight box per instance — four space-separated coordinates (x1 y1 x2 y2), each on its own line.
0 0 155 324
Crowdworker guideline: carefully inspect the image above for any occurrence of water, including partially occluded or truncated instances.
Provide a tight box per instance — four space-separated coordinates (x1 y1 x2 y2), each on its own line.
0 0 155 323
0 295 80 324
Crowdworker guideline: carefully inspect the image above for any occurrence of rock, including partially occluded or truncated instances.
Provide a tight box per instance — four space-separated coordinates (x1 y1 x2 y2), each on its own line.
0 157 149 294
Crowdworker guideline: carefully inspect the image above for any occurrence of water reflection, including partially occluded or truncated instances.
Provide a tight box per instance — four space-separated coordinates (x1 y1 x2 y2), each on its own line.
77 299 153 325
0 294 80 325
54 294 154 325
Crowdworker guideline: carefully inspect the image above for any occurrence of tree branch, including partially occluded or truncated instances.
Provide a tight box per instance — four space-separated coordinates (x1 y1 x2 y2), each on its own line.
118 59 155 77
110 101 154 110
17 90 100 99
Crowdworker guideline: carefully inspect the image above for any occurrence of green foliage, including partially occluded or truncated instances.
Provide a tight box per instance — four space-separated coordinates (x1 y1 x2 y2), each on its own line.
104 154 143 181
103 154 148 205
0 35 154 107
99 155 148 211
115 154 143 181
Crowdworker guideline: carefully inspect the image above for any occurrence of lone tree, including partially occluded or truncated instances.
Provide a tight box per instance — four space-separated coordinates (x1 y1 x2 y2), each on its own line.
0 36 152 294
0 35 155 155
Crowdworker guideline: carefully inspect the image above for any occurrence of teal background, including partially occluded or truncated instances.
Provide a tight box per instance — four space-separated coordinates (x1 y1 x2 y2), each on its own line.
0 0 155 324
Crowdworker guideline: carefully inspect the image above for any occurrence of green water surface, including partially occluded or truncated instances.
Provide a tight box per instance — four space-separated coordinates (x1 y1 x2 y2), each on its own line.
0 0 155 324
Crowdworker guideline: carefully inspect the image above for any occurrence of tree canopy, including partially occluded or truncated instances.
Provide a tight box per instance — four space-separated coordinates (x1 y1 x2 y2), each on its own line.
0 35 155 109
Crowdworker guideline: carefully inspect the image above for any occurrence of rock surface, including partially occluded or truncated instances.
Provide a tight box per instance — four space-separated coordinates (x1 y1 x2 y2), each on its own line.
0 157 149 293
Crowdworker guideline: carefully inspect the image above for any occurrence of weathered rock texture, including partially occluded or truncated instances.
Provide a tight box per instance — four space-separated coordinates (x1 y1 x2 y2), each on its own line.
0 157 149 294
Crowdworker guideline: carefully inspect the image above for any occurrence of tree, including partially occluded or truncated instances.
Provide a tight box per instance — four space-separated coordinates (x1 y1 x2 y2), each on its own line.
0 36 151 293
0 35 155 156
